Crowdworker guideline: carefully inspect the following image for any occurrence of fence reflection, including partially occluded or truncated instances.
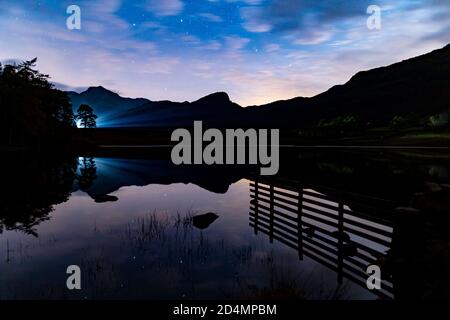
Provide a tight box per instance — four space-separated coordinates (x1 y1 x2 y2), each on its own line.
249 178 395 299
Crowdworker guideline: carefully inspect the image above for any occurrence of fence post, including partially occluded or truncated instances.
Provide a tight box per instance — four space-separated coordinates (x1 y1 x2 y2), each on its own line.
337 202 344 284
297 185 304 260
269 184 274 243
254 179 259 235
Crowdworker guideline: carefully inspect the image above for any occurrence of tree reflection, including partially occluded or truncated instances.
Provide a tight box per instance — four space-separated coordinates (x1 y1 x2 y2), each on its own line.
0 155 101 236
0 153 77 236
77 157 97 191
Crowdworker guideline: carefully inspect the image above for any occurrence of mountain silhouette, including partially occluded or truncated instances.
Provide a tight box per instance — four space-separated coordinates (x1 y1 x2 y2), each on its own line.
68 88 243 127
67 86 150 124
108 91 243 127
67 44 450 128
245 43 450 127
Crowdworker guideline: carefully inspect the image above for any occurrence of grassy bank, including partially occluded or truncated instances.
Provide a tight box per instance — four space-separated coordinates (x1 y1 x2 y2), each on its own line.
72 127 450 149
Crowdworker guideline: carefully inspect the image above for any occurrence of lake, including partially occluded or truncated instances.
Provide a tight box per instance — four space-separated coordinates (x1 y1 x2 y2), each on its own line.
1 147 449 300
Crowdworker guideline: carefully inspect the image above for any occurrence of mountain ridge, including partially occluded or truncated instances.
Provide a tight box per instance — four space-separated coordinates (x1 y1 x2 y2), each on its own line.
67 43 450 128
67 86 151 124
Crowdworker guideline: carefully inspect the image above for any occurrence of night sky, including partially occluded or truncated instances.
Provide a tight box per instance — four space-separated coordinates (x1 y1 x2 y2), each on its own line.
1 0 449 106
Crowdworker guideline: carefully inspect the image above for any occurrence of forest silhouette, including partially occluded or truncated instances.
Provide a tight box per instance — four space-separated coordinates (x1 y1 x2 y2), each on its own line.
0 58 74 146
0 58 97 146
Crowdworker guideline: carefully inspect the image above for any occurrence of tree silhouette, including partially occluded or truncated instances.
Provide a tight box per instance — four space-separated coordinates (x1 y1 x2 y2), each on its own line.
0 58 75 146
76 104 98 128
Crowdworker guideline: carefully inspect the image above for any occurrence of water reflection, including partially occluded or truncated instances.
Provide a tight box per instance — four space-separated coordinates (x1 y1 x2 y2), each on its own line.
77 157 97 191
247 168 450 300
0 149 449 300
0 154 77 236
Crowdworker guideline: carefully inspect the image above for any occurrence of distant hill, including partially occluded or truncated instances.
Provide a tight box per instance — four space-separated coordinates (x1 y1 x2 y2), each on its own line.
68 88 243 127
67 86 150 125
245 43 450 127
67 44 450 128
108 92 243 127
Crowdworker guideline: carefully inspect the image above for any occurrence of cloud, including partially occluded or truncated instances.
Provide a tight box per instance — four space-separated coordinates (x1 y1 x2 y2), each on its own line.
225 36 251 50
253 0 375 31
145 0 184 17
265 44 280 52
198 13 223 22
240 7 272 32
53 82 88 93
224 36 251 58
1 0 449 108
199 40 222 50
82 0 129 32
292 27 335 45
239 0 380 43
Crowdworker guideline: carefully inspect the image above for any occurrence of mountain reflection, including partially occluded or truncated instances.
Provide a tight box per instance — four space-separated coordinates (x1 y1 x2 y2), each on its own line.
0 154 245 235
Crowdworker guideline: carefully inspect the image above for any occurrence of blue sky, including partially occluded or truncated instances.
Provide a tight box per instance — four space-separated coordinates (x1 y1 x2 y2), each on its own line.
1 0 449 106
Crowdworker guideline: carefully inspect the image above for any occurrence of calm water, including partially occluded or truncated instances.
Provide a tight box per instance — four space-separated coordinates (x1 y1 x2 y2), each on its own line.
1 148 449 300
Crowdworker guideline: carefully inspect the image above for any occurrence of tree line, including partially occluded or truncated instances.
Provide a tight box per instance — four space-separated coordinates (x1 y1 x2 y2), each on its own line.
0 58 97 147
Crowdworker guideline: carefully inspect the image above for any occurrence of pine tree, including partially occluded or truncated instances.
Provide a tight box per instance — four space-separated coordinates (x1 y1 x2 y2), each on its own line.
76 104 97 128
